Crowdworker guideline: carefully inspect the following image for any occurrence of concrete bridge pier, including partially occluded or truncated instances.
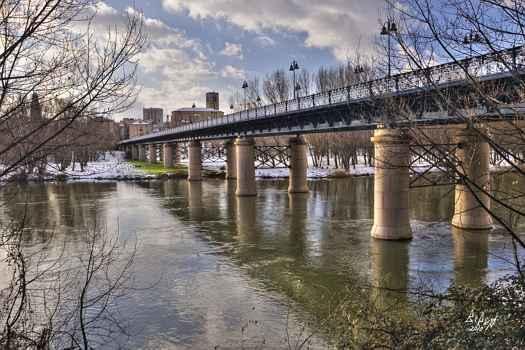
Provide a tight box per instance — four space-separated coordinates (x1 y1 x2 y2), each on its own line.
225 140 237 180
138 145 146 162
451 127 493 230
371 128 412 240
148 144 156 164
235 137 257 197
131 145 139 161
288 136 309 193
163 144 173 168
188 140 202 181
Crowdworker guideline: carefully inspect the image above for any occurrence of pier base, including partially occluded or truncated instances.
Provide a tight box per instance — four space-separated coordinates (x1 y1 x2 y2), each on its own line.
138 145 146 162
163 144 173 168
188 140 202 181
225 140 237 180
288 136 309 193
131 145 139 160
451 127 493 230
235 137 257 197
371 128 412 240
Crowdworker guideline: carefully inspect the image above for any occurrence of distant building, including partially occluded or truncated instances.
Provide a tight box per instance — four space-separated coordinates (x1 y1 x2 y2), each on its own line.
128 121 152 138
206 92 219 110
118 118 140 140
170 107 224 128
143 107 163 125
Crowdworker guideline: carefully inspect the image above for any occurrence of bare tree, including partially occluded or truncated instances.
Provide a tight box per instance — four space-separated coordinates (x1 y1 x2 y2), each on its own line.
263 69 290 103
0 0 144 348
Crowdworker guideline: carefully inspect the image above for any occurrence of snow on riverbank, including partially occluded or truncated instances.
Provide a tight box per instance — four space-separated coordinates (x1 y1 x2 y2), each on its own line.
0 152 150 182
1 151 517 182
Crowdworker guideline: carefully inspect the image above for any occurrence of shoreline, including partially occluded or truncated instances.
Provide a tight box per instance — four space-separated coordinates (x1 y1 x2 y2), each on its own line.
0 166 517 184
0 157 519 184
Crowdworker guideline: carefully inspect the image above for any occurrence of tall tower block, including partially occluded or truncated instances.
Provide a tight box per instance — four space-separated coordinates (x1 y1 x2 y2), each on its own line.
206 92 219 110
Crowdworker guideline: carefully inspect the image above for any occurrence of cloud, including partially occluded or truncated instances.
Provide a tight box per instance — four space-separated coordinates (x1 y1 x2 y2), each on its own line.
220 42 243 59
254 35 276 48
161 0 383 61
221 65 246 79
83 2 225 118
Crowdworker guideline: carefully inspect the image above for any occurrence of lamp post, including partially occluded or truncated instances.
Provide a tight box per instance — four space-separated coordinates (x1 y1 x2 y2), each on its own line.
242 80 248 111
289 60 300 99
380 20 397 77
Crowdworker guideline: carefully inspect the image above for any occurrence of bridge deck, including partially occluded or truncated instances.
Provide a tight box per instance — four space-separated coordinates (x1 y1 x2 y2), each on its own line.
121 46 525 145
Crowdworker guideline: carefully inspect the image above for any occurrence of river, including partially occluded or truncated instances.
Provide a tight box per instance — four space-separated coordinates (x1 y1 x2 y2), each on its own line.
0 175 523 349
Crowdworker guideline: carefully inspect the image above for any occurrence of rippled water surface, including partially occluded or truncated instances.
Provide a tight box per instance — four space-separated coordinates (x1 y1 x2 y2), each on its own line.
0 176 523 349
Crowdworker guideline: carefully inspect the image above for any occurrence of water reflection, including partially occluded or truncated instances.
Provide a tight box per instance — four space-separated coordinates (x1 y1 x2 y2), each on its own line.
370 239 410 306
452 227 489 288
236 196 257 243
0 175 523 348
288 193 309 261
187 181 203 221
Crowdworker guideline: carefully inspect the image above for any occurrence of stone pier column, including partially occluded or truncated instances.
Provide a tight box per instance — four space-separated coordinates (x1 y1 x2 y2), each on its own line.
148 144 156 164
451 127 493 230
163 144 173 168
188 140 202 181
371 128 412 240
235 137 257 197
131 145 139 160
225 140 237 180
288 136 309 193
138 145 146 162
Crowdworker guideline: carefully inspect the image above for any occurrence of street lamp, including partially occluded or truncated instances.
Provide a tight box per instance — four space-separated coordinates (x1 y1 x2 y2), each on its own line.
464 31 483 57
242 80 248 111
289 60 300 99
380 19 397 77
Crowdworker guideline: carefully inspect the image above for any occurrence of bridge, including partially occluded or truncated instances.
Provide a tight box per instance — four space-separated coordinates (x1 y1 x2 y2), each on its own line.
119 45 525 241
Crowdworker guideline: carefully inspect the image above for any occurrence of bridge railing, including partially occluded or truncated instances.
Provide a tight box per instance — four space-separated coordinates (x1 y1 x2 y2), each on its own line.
124 45 525 144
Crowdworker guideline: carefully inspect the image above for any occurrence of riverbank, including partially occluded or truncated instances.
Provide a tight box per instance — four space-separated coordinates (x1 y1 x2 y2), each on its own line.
0 153 519 183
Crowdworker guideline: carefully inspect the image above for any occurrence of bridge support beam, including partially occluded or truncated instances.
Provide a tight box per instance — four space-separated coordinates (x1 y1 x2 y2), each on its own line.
235 137 257 197
148 144 156 164
188 140 202 181
371 129 412 240
451 127 493 230
288 136 309 193
225 140 237 180
163 144 173 168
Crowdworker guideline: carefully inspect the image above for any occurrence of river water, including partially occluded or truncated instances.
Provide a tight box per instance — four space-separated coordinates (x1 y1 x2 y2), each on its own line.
0 176 523 349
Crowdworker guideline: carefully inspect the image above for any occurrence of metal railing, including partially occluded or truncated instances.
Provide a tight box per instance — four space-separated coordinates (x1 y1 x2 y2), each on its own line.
124 45 525 144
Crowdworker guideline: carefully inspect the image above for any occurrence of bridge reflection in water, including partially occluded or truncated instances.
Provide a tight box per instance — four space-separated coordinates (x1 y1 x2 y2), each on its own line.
169 177 514 301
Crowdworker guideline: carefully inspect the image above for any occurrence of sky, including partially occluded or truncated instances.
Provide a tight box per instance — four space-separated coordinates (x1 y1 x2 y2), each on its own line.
101 0 387 120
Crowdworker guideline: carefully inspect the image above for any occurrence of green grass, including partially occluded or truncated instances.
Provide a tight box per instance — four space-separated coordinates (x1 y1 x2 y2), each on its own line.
129 161 188 176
